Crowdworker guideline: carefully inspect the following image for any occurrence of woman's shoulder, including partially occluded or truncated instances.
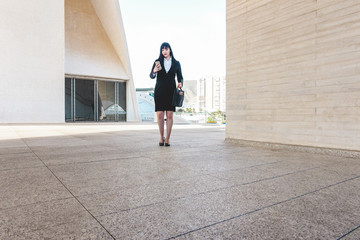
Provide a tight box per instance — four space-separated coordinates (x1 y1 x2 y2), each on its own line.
173 58 181 65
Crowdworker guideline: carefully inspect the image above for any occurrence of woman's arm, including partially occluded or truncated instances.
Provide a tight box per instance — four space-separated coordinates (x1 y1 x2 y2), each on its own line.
176 61 183 88
149 61 157 79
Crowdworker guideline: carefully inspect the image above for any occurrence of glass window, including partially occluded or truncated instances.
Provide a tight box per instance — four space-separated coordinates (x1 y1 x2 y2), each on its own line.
98 81 116 121
65 78 126 122
117 82 127 122
75 79 94 121
65 78 72 121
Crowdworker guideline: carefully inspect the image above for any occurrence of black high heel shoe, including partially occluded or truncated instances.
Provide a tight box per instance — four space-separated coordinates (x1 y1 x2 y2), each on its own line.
159 137 165 146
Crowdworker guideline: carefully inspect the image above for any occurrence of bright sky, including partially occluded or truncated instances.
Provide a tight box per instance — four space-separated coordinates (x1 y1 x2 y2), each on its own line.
118 0 225 88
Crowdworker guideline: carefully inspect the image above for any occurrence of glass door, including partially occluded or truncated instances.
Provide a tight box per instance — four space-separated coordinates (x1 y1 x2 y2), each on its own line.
65 78 73 121
65 78 126 122
117 82 127 122
75 79 94 121
98 81 116 121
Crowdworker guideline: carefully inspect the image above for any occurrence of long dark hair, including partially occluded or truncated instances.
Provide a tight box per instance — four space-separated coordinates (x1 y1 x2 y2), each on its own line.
158 42 175 61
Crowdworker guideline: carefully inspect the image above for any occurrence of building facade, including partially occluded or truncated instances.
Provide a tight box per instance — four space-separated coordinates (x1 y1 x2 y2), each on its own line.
226 0 360 151
0 0 139 123
136 88 155 122
198 76 226 112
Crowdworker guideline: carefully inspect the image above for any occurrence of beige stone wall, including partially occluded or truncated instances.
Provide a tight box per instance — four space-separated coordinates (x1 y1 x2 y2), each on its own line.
226 0 360 151
65 0 128 79
0 0 64 123
65 0 140 121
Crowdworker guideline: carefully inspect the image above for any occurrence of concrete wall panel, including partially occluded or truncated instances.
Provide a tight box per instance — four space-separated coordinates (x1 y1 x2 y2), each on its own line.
0 0 65 123
226 0 360 151
65 0 128 80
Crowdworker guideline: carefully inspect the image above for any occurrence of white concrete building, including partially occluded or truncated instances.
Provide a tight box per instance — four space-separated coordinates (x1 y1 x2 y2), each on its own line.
198 76 226 112
0 0 140 123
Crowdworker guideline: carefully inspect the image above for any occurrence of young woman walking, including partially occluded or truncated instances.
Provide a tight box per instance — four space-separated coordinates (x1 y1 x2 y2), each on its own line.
150 42 183 146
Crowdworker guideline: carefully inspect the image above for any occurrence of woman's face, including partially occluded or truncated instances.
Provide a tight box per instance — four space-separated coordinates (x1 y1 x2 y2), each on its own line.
162 47 171 59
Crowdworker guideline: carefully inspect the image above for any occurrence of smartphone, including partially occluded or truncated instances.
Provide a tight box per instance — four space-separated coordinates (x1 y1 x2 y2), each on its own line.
155 61 162 70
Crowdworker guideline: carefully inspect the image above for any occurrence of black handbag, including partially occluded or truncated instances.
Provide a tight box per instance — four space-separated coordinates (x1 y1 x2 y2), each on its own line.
172 88 184 107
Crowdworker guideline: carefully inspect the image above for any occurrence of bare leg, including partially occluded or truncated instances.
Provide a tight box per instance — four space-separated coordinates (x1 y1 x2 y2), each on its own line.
165 111 174 144
157 111 165 143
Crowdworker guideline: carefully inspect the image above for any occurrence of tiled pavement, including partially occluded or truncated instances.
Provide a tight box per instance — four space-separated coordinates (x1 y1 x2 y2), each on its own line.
0 123 359 239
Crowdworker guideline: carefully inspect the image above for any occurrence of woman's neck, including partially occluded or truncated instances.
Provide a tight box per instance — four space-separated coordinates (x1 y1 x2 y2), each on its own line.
165 56 171 60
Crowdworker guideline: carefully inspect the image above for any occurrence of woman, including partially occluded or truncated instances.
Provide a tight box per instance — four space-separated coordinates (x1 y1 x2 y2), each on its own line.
150 42 183 147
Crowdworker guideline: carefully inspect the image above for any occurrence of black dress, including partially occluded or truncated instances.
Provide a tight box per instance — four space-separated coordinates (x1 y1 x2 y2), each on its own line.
150 58 183 112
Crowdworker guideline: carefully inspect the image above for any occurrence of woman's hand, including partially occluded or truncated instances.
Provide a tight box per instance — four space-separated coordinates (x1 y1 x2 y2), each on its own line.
177 82 183 89
153 62 161 73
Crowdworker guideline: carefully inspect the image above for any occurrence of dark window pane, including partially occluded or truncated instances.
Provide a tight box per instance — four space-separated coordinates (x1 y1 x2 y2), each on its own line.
75 79 94 121
65 78 72 121
117 82 126 121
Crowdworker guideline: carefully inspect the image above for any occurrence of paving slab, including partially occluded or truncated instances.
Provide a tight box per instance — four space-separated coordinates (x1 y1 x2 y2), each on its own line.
0 167 72 210
0 198 113 239
97 168 360 239
77 174 229 217
0 152 43 171
176 179 360 240
0 123 359 240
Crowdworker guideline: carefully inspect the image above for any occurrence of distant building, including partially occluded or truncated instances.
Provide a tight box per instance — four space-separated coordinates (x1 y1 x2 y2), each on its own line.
198 76 226 112
198 78 206 112
182 80 198 110
136 88 155 122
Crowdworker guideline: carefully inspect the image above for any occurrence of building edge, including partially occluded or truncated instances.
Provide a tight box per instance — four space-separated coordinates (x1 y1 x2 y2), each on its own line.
225 138 360 159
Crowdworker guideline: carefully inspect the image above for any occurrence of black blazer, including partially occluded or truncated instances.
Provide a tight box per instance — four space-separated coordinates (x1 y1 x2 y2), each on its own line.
150 58 183 97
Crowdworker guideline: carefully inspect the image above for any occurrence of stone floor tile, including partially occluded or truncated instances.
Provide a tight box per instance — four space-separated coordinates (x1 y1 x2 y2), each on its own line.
37 148 142 166
0 197 112 239
77 174 229 217
0 167 71 209
98 200 200 239
0 146 32 155
175 179 360 240
97 168 359 239
0 152 43 171
0 139 27 149
208 158 328 185
49 157 184 182
21 221 114 240
61 165 203 197
0 124 359 239
29 143 115 155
